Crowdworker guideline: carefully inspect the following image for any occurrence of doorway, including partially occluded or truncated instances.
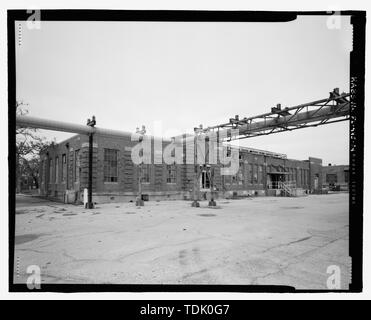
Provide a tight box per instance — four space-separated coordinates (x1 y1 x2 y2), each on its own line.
201 170 211 190
267 173 286 189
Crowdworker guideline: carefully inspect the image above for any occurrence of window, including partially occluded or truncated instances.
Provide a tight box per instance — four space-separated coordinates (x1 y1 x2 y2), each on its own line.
104 149 118 182
258 165 263 184
49 159 53 183
42 160 46 185
75 150 80 182
226 146 231 157
142 164 150 183
62 154 67 182
296 168 301 185
300 169 305 186
166 165 176 183
305 169 309 186
253 164 258 184
237 165 244 185
224 173 231 185
55 157 59 183
247 163 253 184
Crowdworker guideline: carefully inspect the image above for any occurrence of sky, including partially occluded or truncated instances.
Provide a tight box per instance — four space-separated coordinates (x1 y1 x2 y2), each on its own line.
15 15 352 165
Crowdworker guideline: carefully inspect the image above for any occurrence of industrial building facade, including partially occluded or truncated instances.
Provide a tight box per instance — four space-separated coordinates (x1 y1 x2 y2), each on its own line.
39 133 326 204
322 164 349 191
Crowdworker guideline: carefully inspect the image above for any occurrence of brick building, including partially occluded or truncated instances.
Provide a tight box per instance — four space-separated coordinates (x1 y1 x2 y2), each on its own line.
322 164 349 191
39 133 326 204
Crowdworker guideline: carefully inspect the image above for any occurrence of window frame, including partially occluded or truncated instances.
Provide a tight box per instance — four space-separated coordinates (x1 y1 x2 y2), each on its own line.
103 148 119 183
142 164 151 184
49 158 53 183
55 156 59 183
166 164 176 184
61 154 67 183
75 149 80 182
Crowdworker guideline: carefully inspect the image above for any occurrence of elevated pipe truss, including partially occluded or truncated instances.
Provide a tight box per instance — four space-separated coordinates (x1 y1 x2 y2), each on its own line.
199 88 350 141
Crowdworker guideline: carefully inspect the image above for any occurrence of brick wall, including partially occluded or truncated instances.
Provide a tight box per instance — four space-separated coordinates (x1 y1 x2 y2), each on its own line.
322 165 349 190
308 157 323 193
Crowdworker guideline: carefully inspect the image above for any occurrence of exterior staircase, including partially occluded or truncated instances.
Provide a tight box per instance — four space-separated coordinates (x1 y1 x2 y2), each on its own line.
278 181 307 197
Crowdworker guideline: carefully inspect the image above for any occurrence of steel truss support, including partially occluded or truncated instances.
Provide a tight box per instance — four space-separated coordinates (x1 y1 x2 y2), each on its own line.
202 88 350 140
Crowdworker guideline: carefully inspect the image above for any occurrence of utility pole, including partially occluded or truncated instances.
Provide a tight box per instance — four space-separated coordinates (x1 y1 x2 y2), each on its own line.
86 116 96 209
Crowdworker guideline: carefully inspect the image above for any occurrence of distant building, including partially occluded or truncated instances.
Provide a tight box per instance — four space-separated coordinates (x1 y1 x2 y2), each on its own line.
19 174 37 192
322 164 349 191
38 134 336 204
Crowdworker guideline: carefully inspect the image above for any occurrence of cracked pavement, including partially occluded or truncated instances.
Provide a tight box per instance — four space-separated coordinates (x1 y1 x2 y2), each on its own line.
13 193 350 289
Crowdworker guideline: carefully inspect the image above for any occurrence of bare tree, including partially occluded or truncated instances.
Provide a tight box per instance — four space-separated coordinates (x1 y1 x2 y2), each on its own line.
16 102 52 193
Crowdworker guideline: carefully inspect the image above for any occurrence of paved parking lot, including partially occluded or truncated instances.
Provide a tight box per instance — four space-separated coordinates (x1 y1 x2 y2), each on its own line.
15 194 58 208
13 193 350 289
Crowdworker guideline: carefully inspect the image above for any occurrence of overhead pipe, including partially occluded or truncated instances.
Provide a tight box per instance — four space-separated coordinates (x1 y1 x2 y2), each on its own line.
16 115 171 142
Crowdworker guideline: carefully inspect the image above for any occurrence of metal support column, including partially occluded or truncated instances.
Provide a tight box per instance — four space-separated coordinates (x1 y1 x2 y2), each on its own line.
191 133 200 207
87 133 94 209
208 167 217 206
135 125 146 206
86 116 96 209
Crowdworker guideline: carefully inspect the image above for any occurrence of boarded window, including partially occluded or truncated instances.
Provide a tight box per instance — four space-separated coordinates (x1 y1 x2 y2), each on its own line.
104 149 118 182
166 165 176 183
55 157 59 183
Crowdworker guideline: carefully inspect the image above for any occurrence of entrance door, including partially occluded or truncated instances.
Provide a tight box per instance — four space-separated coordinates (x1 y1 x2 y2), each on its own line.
200 170 211 190
314 175 319 190
268 173 285 189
